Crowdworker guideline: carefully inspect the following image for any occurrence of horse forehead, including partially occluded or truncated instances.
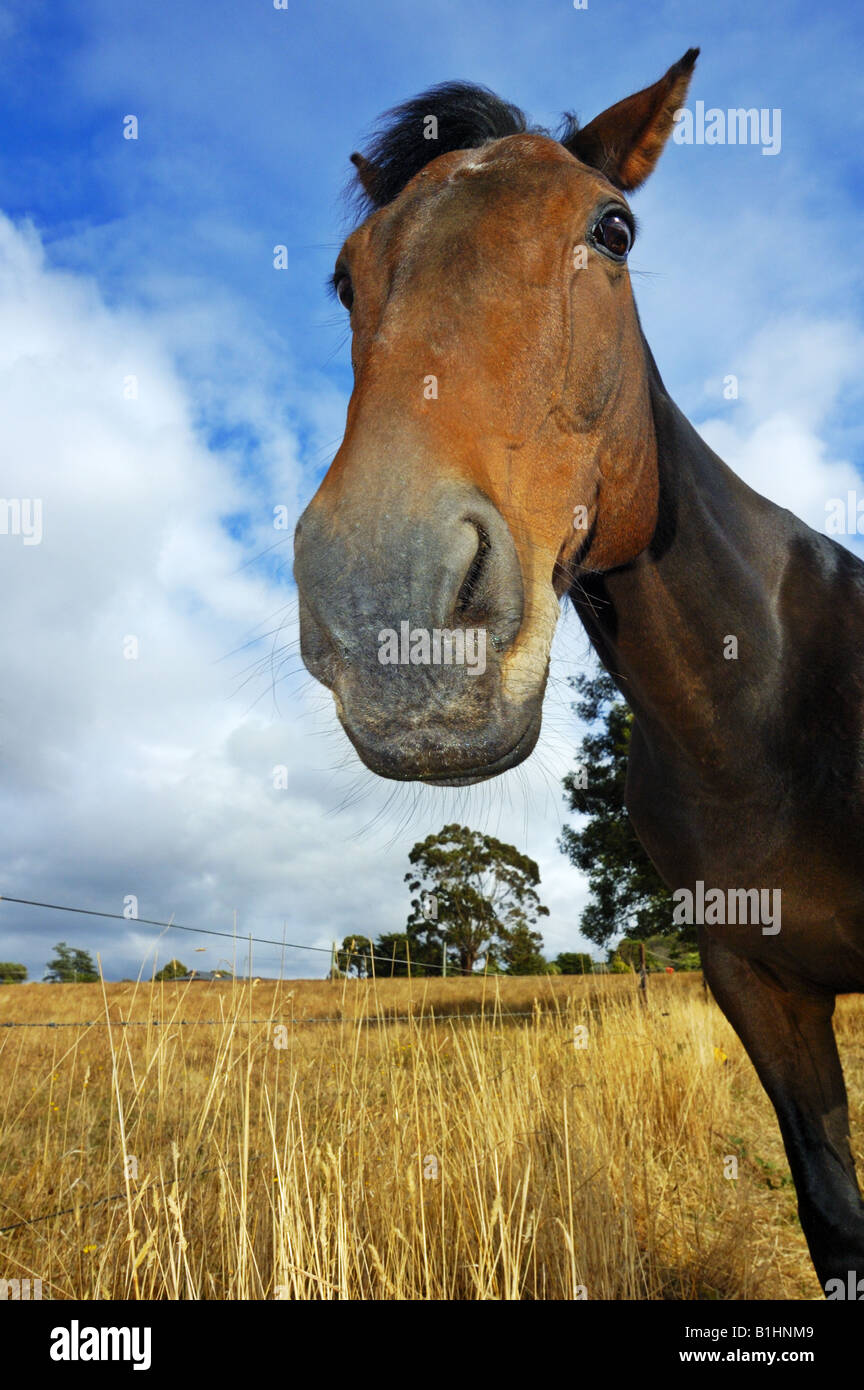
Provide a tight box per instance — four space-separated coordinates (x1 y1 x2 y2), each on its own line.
409 134 587 203
439 132 580 176
369 136 590 256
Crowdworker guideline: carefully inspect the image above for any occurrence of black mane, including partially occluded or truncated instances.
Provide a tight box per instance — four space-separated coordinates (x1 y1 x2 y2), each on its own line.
349 81 580 216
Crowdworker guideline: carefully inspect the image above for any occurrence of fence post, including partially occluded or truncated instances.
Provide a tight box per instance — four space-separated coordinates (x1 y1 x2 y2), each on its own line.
639 940 648 1006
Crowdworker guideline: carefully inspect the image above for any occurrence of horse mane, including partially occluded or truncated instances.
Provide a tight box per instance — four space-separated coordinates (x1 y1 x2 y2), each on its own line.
348 81 580 216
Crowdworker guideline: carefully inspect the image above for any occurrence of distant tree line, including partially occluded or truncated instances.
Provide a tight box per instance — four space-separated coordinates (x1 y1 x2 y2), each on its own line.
0 942 102 983
0 949 207 984
1 691 694 990
0 943 101 983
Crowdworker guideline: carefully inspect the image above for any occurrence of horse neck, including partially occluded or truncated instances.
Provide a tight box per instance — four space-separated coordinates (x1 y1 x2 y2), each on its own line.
571 354 791 786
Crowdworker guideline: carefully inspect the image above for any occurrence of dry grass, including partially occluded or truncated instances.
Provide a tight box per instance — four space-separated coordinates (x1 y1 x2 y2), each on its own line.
1 971 862 1300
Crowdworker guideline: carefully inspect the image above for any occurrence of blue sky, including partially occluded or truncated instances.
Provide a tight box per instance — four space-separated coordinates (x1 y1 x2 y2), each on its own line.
0 0 862 980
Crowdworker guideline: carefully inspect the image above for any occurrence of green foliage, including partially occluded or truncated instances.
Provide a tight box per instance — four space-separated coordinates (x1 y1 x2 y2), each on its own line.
674 950 702 972
554 952 594 975
335 936 375 978
496 921 547 976
371 932 441 978
609 939 663 972
43 942 99 983
154 959 188 981
404 824 549 975
0 962 27 983
559 672 690 954
613 935 702 973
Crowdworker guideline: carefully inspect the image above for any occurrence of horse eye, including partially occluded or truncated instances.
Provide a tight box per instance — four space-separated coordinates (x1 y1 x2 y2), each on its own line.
592 211 633 260
335 274 354 310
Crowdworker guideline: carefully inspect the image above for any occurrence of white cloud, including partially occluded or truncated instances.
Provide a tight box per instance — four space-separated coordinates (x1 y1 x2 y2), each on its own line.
695 316 864 539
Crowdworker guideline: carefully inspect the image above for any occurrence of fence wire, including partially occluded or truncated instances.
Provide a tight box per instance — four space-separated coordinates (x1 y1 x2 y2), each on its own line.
0 1156 261 1236
0 1010 537 1030
0 892 485 977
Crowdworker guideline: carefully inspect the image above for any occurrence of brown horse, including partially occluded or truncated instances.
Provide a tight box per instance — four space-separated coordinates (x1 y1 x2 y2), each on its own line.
294 50 864 1293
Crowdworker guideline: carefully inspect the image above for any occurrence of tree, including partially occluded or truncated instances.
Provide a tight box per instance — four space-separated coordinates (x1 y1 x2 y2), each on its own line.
405 825 549 975
497 921 548 976
335 936 375 978
611 935 701 972
559 672 685 952
372 931 440 978
44 942 99 983
0 962 27 983
610 939 665 972
155 959 188 981
554 952 594 975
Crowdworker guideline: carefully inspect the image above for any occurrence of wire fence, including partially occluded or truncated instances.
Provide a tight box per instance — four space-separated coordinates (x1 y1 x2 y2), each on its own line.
0 896 671 1248
0 889 664 1036
0 998 545 1239
0 1156 261 1236
0 1010 538 1030
0 892 503 979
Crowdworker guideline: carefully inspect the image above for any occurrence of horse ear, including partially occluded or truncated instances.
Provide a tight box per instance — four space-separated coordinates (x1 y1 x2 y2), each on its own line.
565 48 698 191
350 151 380 200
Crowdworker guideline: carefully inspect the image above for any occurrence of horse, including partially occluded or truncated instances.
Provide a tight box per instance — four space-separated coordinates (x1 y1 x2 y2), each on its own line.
293 50 864 1294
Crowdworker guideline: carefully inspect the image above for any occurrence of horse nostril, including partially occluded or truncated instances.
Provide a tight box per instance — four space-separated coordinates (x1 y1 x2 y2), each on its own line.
454 524 492 620
449 512 523 655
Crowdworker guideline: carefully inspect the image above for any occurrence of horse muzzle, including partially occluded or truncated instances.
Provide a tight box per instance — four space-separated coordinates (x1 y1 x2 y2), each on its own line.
293 483 544 783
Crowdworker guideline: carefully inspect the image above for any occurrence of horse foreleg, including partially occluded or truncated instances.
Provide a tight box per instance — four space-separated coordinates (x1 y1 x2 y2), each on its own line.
699 928 864 1293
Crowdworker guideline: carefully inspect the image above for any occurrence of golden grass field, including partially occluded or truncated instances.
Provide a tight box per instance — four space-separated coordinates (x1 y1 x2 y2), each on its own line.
1 971 862 1300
